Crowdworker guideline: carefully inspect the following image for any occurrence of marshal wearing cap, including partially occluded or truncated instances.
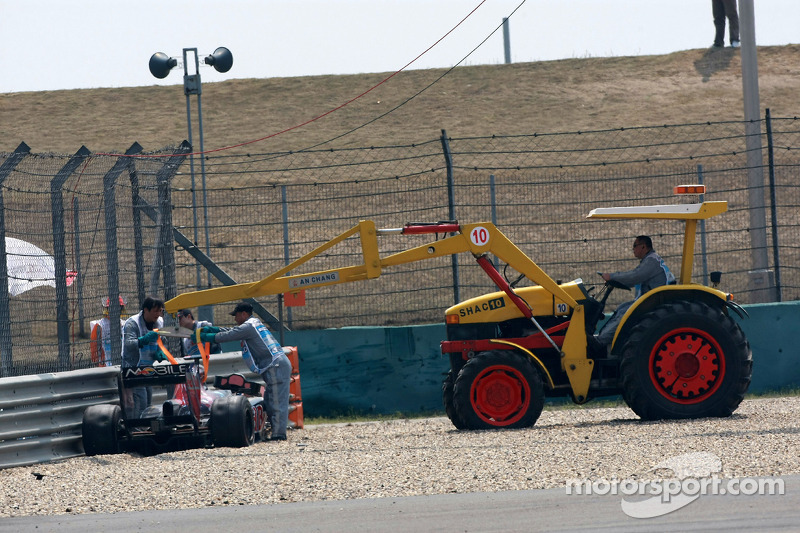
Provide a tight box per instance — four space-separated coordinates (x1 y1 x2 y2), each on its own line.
229 302 253 316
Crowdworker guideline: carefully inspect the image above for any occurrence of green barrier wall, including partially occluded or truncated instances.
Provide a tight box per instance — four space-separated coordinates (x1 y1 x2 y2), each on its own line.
283 325 448 417
732 300 800 393
273 302 799 417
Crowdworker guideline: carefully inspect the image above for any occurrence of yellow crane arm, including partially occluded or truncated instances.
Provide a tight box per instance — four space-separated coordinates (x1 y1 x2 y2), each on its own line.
164 221 578 313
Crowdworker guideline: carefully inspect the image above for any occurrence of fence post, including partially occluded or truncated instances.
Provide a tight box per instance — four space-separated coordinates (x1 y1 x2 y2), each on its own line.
129 160 147 307
156 143 191 355
142 143 189 353
696 165 709 286
764 109 782 301
502 18 511 64
72 198 85 338
490 174 498 269
51 146 92 371
738 0 773 302
440 130 460 305
104 143 143 363
148 212 164 294
140 144 190 300
281 184 293 340
0 142 31 376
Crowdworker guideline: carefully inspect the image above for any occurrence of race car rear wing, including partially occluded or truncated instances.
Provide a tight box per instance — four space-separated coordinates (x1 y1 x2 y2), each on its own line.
121 363 195 387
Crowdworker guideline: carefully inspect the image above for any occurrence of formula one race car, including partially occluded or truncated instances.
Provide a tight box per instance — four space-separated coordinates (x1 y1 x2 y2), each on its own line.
82 358 269 456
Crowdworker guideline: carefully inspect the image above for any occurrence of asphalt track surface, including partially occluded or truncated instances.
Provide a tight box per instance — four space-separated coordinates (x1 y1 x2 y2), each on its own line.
3 475 797 532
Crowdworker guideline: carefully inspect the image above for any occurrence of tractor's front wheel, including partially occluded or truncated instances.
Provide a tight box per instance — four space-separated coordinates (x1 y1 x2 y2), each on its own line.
452 351 544 430
620 300 752 420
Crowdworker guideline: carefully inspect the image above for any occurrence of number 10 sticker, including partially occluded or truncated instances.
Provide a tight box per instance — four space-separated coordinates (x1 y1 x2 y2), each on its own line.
470 226 490 246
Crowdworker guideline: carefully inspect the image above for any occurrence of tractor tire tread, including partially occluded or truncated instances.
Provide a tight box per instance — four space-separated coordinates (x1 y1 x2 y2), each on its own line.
620 300 751 420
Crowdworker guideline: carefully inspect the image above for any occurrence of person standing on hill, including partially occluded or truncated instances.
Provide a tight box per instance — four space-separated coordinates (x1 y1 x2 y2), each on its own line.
712 0 740 48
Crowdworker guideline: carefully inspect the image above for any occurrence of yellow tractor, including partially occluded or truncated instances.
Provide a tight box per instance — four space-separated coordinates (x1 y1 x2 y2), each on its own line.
165 193 752 430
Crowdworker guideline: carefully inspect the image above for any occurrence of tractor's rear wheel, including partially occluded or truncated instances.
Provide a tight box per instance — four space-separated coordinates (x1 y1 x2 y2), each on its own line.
442 370 468 429
620 300 751 420
452 350 544 430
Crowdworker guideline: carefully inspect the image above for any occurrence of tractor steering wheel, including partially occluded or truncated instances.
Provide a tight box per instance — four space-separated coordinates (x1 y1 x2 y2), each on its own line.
597 271 631 291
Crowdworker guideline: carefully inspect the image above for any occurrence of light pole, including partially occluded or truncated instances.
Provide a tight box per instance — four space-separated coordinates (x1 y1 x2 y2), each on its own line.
149 47 233 322
737 0 775 302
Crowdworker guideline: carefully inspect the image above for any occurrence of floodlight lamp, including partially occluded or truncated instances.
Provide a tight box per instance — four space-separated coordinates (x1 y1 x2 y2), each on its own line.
204 47 234 73
149 52 178 79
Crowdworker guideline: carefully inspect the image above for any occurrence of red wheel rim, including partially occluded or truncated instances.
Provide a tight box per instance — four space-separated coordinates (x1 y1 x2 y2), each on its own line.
470 364 530 426
649 328 725 405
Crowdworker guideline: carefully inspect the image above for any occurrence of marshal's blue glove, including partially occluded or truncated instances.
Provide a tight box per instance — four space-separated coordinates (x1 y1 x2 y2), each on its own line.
201 326 221 335
139 330 159 346
200 332 217 343
154 349 167 362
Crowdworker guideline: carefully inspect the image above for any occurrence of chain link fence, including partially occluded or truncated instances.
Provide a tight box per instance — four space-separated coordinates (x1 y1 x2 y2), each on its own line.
2 116 799 376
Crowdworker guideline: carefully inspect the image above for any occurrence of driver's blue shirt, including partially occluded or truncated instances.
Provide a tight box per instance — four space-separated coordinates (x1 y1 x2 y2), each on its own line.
609 249 675 299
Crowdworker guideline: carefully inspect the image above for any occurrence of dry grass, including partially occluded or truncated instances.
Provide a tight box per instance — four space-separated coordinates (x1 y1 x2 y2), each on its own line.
2 45 800 155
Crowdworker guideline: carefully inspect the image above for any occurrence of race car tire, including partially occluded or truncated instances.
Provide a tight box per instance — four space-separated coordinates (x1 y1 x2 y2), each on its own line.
82 404 121 456
247 398 270 442
211 394 255 448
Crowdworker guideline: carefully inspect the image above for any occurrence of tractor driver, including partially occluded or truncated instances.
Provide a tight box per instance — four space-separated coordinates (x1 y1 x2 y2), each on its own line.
595 236 675 349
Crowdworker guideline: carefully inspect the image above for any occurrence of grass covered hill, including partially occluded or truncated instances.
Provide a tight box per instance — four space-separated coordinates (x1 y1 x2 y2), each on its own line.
1 45 799 155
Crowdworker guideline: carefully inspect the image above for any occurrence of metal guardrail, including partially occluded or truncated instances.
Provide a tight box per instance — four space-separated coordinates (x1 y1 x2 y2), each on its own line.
0 353 252 470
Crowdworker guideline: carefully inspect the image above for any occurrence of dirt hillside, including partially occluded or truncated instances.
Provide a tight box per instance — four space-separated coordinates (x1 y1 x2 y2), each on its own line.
1 45 798 155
